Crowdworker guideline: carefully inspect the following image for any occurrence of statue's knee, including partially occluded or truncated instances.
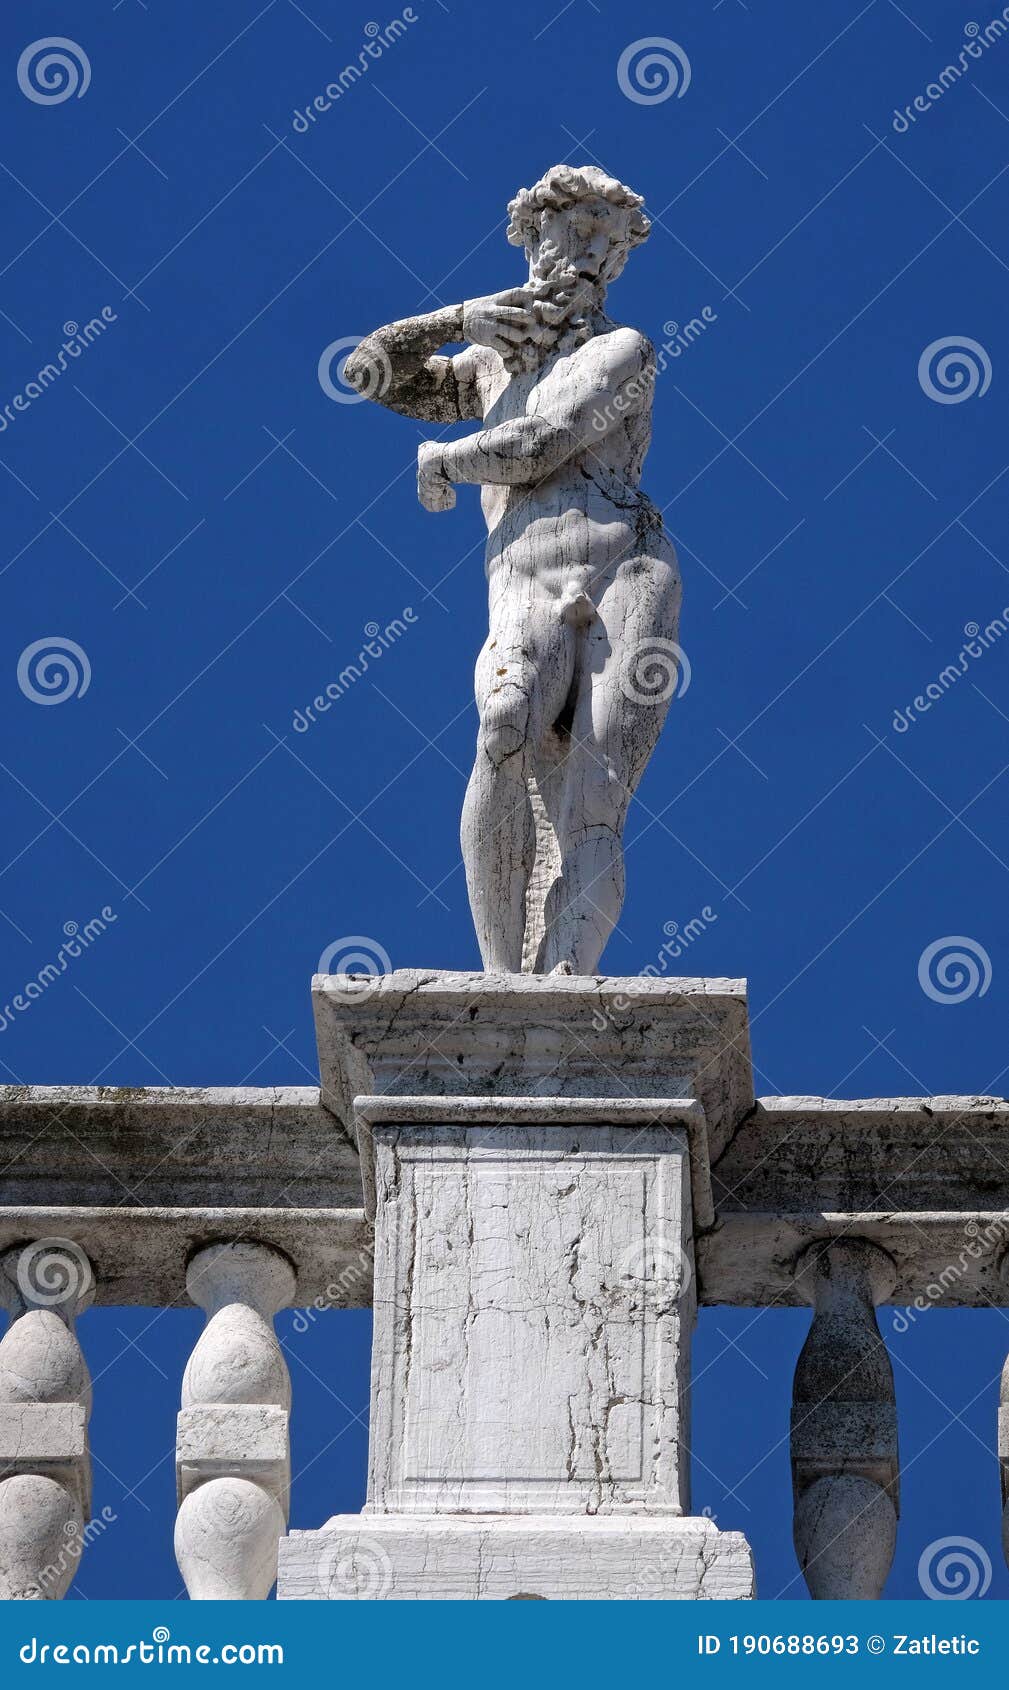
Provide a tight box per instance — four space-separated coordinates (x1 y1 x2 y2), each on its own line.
479 687 529 766
481 716 526 765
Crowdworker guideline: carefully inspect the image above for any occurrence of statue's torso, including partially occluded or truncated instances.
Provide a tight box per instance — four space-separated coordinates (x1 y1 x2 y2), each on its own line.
472 330 676 605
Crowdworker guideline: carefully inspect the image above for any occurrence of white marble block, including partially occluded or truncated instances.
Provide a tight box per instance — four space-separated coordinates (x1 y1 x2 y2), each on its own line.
280 1514 755 1601
368 1122 692 1516
278 972 756 1600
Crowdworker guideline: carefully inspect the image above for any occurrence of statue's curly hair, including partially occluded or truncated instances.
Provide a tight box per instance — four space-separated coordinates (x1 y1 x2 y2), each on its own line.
506 165 650 253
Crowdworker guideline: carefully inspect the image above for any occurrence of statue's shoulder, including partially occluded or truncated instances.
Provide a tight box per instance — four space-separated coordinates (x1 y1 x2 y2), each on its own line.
601 321 653 356
585 322 654 376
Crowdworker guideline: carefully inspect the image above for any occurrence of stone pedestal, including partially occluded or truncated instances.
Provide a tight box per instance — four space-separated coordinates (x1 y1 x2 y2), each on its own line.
277 973 755 1600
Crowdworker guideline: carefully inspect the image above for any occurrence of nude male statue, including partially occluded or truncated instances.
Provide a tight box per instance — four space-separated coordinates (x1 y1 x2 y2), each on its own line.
345 165 681 975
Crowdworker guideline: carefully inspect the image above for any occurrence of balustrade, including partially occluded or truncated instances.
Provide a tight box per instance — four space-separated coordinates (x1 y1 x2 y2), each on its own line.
0 1240 93 1600
791 1240 899 1600
0 984 1005 1601
175 1243 295 1600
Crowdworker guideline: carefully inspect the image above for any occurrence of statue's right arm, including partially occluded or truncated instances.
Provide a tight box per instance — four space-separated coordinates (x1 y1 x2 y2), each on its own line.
343 305 484 423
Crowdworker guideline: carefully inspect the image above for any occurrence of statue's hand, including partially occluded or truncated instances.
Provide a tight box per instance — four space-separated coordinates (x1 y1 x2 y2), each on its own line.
462 288 539 356
417 442 456 512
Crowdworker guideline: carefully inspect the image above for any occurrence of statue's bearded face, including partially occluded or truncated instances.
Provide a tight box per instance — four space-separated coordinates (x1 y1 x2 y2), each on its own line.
531 199 636 293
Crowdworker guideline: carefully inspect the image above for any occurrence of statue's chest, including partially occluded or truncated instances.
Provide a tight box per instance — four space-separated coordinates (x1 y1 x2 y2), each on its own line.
483 356 568 425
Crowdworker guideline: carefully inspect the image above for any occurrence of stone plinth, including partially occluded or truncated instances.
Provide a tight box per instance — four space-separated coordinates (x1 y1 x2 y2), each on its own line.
312 970 752 1216
279 1515 754 1601
278 973 755 1600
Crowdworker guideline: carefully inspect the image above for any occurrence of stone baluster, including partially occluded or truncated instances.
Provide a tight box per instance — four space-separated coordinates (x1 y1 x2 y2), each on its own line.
0 1239 94 1599
790 1239 898 1600
996 1253 1009 1567
175 1242 295 1600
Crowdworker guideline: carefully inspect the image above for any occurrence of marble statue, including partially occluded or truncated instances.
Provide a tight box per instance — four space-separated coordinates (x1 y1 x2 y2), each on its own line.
345 165 681 974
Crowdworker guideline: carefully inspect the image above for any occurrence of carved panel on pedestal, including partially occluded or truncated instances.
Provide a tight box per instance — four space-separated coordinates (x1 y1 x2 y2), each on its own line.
368 1124 694 1517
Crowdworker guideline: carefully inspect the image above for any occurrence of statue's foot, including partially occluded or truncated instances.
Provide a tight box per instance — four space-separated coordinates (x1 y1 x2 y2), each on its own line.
549 960 574 976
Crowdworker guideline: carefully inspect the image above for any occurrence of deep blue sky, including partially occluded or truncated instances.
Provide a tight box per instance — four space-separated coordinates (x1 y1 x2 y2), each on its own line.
1 0 1008 1602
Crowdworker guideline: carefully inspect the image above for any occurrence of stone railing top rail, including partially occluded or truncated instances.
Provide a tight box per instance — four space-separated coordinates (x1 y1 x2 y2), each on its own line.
706 1093 1009 1307
3 1082 1008 1308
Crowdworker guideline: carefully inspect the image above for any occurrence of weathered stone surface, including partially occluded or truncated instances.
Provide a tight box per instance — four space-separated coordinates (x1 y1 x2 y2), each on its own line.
794 1475 896 1603
0 1243 93 1599
0 1087 369 1306
176 1406 287 1479
703 1096 1009 1306
344 165 679 975
0 1086 359 1209
356 1093 715 1229
0 1404 87 1490
181 1244 294 1413
0 1474 82 1601
367 1122 694 1517
713 1096 1009 1214
175 1477 285 1603
5 1083 1008 1309
313 971 753 1208
279 1515 755 1600
996 1251 1009 1569
175 1244 294 1601
0 1207 371 1310
791 1241 898 1601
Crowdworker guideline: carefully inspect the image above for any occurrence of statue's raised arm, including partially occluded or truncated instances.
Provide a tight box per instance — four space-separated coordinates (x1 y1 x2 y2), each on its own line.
342 165 683 977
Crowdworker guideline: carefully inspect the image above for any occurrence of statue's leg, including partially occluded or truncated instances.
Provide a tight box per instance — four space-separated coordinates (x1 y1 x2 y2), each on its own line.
541 554 681 974
461 598 573 972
